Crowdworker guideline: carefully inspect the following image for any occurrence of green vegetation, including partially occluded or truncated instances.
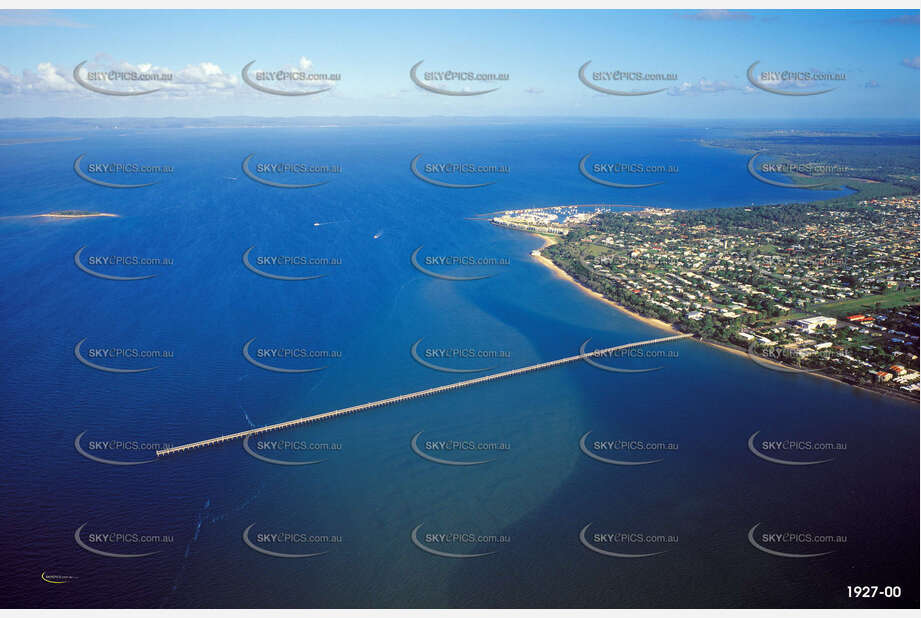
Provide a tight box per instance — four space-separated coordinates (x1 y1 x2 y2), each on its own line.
698 129 920 192
807 289 920 318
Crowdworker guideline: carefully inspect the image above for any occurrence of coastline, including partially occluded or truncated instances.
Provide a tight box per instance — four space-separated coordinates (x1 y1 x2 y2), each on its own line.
700 336 917 404
529 234 680 336
528 233 917 406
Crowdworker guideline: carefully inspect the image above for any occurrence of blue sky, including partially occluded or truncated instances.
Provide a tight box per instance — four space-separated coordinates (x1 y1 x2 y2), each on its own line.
0 9 918 118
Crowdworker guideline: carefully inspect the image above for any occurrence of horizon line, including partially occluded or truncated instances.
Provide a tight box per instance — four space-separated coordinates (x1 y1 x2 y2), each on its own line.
1 115 917 121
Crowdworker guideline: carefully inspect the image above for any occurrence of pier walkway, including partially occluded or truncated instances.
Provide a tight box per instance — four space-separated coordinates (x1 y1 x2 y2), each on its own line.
156 334 691 457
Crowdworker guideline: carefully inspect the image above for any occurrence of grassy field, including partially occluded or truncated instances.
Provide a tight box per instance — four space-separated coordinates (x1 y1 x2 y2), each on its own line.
581 243 611 257
803 288 920 318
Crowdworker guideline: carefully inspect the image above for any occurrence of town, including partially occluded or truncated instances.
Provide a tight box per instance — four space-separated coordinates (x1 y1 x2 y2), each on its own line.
503 195 920 399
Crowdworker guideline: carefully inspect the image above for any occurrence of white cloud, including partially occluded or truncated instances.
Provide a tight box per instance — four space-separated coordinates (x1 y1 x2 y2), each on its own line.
0 62 77 94
901 56 920 70
28 62 76 92
683 10 751 21
0 59 241 97
668 78 737 96
173 62 239 91
0 65 17 94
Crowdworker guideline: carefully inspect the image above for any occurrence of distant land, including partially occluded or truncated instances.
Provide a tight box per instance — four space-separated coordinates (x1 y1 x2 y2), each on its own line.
0 116 918 131
0 136 83 146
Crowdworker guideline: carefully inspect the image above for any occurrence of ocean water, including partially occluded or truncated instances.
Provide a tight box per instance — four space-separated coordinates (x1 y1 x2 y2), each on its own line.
0 125 915 608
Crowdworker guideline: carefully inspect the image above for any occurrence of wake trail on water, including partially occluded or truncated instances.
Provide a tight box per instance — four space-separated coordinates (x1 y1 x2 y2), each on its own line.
160 483 265 607
240 404 256 429
159 406 266 608
237 373 327 428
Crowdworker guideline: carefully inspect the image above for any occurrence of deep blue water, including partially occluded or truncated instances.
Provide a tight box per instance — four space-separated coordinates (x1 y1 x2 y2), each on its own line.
0 125 915 608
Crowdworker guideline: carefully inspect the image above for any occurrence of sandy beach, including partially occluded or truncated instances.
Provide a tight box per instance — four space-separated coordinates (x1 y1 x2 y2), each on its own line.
529 234 681 335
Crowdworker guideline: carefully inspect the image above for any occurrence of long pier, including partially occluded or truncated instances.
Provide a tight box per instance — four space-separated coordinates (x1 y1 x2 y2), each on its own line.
156 334 691 457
